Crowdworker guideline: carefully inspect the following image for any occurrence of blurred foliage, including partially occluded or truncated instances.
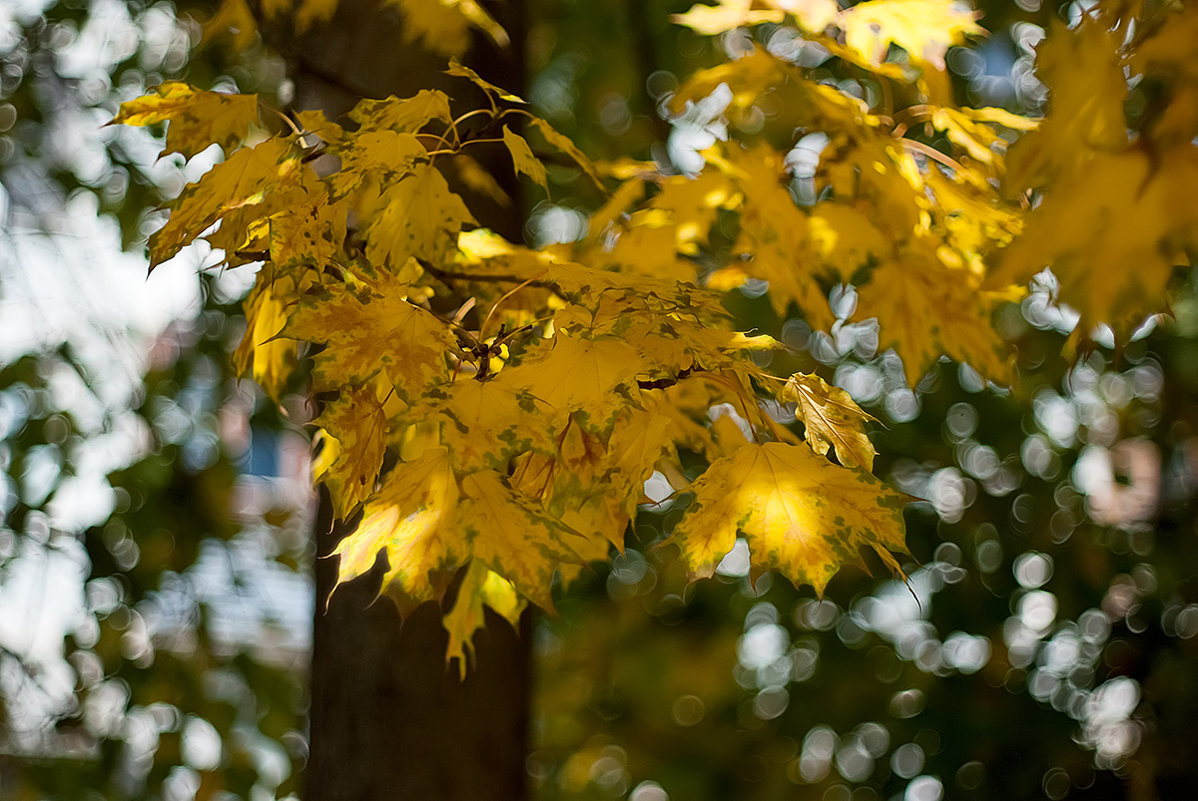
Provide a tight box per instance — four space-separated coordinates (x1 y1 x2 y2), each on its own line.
0 1 307 798
523 2 1198 801
533 268 1198 800
0 283 311 799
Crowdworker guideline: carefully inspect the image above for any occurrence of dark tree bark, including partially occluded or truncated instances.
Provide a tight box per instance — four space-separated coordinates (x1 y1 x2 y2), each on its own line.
251 2 532 798
309 493 532 801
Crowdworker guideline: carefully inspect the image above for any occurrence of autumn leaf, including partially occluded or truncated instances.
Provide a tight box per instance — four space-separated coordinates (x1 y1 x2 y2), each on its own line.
362 163 475 269
1004 18 1128 193
502 126 548 191
454 470 583 610
284 270 455 397
527 117 606 190
447 60 527 103
648 169 737 254
201 0 258 52
149 138 301 269
673 0 839 35
312 384 388 519
668 442 909 594
602 410 676 520
407 373 558 473
109 82 259 159
672 0 784 34
781 372 877 470
332 447 462 607
385 0 508 55
443 560 525 677
838 0 982 74
857 246 1015 386
326 131 426 198
509 334 651 432
253 0 338 33
992 146 1198 350
350 90 453 134
711 143 837 329
232 269 304 398
673 48 879 133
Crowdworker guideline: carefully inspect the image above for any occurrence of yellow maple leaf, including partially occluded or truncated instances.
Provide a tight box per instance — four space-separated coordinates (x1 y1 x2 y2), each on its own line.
285 270 454 397
1130 4 1198 141
584 176 646 240
201 0 258 53
526 410 673 555
149 138 301 269
602 410 676 517
349 90 453 134
713 143 836 329
805 202 890 282
527 117 606 190
326 131 426 199
454 470 583 610
443 560 525 678
508 334 651 432
672 0 785 34
1004 18 1128 193
294 108 345 146
674 0 838 34
312 384 388 519
332 447 462 606
362 164 475 270
599 215 696 284
668 442 908 593
838 0 981 74
502 126 548 191
268 169 349 268
993 146 1198 350
257 0 338 33
819 135 927 241
232 268 313 398
671 48 785 119
542 260 709 307
781 372 877 470
924 167 1022 277
857 246 1015 386
407 374 558 473
386 0 508 56
447 60 527 104
649 169 738 254
511 426 622 558
109 82 259 159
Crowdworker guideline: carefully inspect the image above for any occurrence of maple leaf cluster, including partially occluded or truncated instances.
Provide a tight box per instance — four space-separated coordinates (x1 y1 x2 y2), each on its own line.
113 0 1194 669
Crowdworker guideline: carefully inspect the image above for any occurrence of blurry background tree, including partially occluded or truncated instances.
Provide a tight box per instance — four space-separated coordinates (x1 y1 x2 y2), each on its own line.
3 3 1198 801
0 2 309 798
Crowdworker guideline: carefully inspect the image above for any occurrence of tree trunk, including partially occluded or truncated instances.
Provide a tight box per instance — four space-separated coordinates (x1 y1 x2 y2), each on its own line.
259 2 532 798
308 493 531 801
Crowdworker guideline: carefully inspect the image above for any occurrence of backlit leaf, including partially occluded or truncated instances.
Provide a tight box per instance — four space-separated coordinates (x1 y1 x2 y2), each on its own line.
149 138 301 269
362 164 475 270
443 560 525 678
313 385 388 519
838 0 982 72
285 270 455 397
332 447 461 606
455 470 583 609
781 372 877 470
668 442 909 594
502 126 548 191
109 82 258 159
408 374 558 473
